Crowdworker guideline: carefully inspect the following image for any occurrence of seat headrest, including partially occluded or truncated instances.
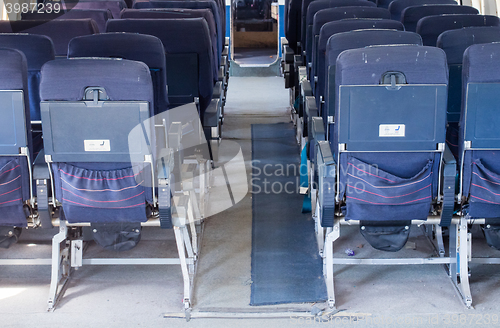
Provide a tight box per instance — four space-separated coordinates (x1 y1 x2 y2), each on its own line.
437 26 500 64
463 42 500 84
336 45 448 85
0 48 28 91
68 33 165 70
313 7 391 35
327 30 423 66
318 18 404 51
40 58 153 104
0 34 54 70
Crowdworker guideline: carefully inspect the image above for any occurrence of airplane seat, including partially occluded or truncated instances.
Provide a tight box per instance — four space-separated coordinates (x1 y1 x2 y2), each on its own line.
0 19 98 57
68 32 169 116
437 26 500 159
0 34 55 124
416 14 500 46
302 0 375 60
120 8 220 72
106 18 221 160
303 19 404 169
305 2 381 78
456 42 500 306
295 6 391 150
45 0 127 18
22 8 112 33
0 48 34 247
39 58 155 229
309 6 390 82
314 19 404 111
401 4 478 32
306 29 422 190
315 45 466 308
132 0 223 66
39 57 197 311
387 0 457 21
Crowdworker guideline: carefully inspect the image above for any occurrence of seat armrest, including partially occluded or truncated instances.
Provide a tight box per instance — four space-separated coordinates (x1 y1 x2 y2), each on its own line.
213 81 223 100
283 45 294 64
218 66 225 82
222 46 229 57
317 141 336 227
304 96 317 139
33 149 50 180
221 56 228 72
284 63 294 89
203 98 221 128
311 116 325 142
301 79 312 98
440 144 457 227
294 55 303 69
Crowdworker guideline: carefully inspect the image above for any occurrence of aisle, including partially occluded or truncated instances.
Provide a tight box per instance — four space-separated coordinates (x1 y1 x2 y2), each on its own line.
250 122 326 305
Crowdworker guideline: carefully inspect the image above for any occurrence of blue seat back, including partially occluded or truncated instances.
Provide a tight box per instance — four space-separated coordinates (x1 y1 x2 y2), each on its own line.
388 0 457 21
40 58 155 223
68 32 169 116
314 18 403 108
460 42 500 218
133 0 223 70
322 29 421 130
49 0 127 18
120 8 220 69
286 0 301 51
417 14 500 46
0 19 98 56
0 34 55 122
106 18 215 118
438 27 500 158
0 48 32 226
308 6 389 70
22 9 112 32
305 1 379 65
302 0 375 52
332 45 448 222
401 4 478 32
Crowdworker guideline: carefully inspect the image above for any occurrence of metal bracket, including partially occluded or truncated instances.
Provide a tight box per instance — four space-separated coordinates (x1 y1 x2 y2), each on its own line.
71 240 83 268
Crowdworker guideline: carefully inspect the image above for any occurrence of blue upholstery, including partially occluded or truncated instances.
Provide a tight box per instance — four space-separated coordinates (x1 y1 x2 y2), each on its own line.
106 18 215 119
0 19 98 56
401 4 478 32
314 18 403 108
120 8 219 69
22 9 112 33
302 0 375 54
286 0 301 51
0 48 32 227
438 26 500 65
460 43 500 218
68 32 169 115
307 6 390 70
50 0 127 18
40 58 154 104
332 45 447 221
437 27 500 158
388 0 457 21
133 0 223 69
322 29 421 129
40 58 154 223
417 14 500 46
0 34 55 121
